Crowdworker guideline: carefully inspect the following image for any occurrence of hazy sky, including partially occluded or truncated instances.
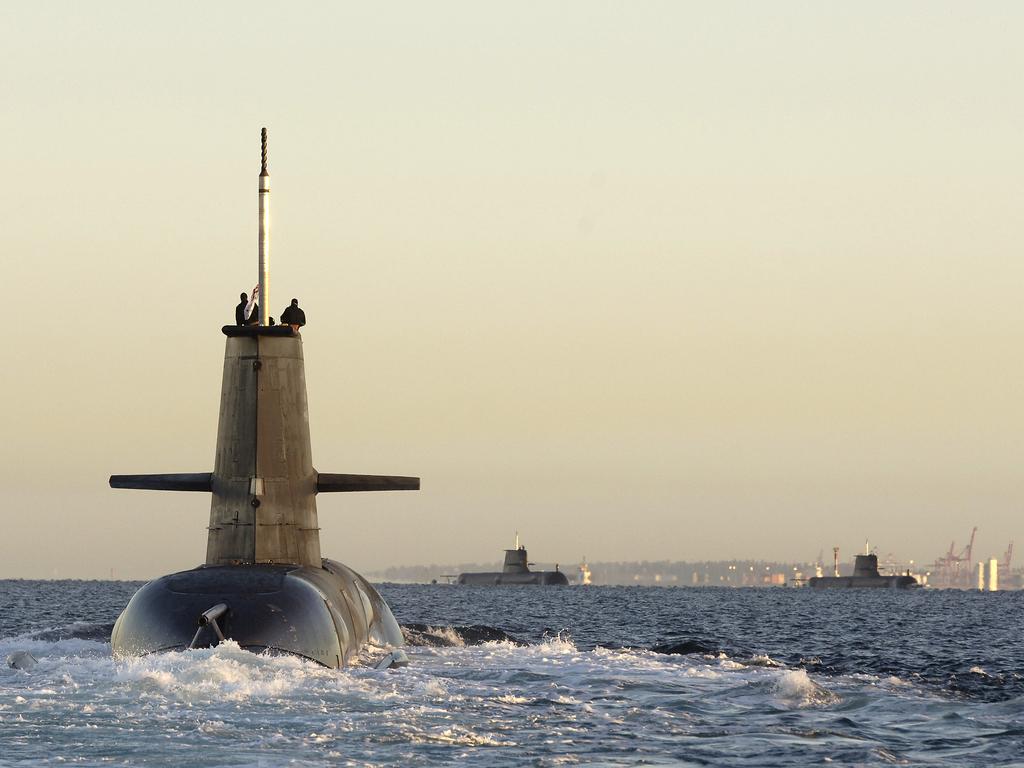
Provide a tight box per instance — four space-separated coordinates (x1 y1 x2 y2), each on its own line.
2 2 1023 579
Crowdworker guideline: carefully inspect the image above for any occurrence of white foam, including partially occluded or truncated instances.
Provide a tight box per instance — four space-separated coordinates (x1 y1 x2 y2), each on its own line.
773 669 839 708
682 665 723 679
2 625 969 766
494 694 531 704
398 723 516 747
0 636 110 659
417 625 467 647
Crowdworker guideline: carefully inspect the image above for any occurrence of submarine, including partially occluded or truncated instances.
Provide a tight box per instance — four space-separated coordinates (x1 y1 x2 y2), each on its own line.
109 130 419 668
457 536 569 585
807 546 919 589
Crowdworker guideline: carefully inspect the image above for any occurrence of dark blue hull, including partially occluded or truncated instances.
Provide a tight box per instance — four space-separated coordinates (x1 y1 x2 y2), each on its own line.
457 571 569 586
111 560 402 667
808 575 919 589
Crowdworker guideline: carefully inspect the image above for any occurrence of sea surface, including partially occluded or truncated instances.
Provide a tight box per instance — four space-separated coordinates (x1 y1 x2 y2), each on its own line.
1 580 1022 766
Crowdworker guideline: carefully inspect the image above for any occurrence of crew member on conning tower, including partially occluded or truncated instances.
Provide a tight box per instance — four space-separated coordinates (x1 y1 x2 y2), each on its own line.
281 298 306 331
235 293 248 326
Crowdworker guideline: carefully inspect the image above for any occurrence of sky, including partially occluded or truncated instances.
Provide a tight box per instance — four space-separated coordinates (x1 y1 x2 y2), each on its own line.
2 2 1023 579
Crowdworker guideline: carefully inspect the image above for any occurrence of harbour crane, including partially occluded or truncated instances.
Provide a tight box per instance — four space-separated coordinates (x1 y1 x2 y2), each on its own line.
932 527 978 588
1000 540 1013 581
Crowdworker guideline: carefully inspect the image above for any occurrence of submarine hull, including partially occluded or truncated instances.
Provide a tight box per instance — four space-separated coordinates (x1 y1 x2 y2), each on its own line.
456 571 569 586
111 559 402 668
807 575 919 589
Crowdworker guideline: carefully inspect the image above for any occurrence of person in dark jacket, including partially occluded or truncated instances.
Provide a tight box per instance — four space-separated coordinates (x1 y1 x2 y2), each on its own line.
235 293 248 326
281 298 306 331
237 290 259 326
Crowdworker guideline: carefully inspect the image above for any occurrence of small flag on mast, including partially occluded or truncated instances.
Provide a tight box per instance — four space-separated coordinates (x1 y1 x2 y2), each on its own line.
245 284 259 320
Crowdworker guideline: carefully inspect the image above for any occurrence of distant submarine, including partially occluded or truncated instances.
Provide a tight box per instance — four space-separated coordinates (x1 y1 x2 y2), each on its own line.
457 536 569 585
109 129 419 668
808 546 918 589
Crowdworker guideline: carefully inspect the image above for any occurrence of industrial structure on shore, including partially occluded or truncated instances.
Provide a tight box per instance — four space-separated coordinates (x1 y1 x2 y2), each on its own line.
927 528 1018 590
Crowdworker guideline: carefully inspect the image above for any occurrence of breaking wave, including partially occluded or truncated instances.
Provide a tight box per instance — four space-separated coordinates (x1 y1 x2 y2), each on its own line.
402 623 522 647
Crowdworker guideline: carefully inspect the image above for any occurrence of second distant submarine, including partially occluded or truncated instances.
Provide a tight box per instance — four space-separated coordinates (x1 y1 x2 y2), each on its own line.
808 546 919 589
456 536 569 585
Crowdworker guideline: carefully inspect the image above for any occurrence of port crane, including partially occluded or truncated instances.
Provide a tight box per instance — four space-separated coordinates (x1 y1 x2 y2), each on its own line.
932 527 977 588
1000 540 1014 582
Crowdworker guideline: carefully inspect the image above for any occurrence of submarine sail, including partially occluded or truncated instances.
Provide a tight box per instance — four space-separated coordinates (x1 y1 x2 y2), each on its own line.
109 130 419 667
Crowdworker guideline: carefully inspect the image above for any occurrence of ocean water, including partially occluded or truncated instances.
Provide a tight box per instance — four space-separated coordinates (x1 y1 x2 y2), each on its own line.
1 580 1022 766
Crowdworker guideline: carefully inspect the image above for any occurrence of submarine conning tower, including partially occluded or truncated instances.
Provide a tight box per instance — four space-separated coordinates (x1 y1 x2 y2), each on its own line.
205 324 418 565
209 324 322 566
502 547 530 574
852 553 881 578
110 311 418 567
110 128 418 568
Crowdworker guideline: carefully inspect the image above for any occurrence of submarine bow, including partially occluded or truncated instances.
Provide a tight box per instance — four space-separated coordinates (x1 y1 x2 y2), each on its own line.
109 129 418 667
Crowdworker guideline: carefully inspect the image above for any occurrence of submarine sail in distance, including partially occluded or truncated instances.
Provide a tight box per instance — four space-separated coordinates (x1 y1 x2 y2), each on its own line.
109 129 419 668
456 535 569 585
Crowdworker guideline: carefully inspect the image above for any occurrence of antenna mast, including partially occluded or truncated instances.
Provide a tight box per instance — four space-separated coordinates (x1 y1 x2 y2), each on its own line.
258 128 270 326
